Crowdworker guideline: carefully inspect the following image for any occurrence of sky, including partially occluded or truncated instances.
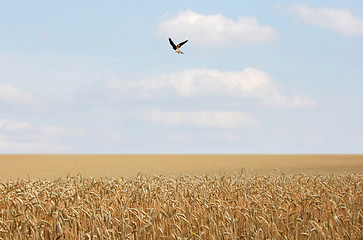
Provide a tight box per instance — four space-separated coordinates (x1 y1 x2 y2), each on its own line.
0 0 362 153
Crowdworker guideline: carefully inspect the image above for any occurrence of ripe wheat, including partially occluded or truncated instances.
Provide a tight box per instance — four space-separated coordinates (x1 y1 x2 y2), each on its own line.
0 173 361 239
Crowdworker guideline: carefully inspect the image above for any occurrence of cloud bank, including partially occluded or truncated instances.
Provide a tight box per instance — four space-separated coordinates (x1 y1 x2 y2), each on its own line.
157 10 279 47
291 5 363 36
147 109 260 129
0 118 85 152
109 68 316 110
0 83 37 106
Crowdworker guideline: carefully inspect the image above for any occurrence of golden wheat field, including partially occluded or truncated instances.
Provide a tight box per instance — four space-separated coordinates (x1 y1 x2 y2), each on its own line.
0 155 362 179
0 155 362 239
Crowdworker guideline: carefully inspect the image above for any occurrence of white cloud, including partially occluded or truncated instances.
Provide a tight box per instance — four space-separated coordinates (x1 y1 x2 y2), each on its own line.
36 125 85 141
109 68 316 110
147 109 260 129
166 131 189 142
212 132 238 141
0 83 37 106
264 90 317 111
0 118 32 132
157 10 279 47
103 130 122 141
291 5 363 36
0 117 85 152
0 136 72 152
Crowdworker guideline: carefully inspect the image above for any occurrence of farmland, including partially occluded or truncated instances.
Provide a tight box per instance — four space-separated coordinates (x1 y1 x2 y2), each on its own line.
0 155 362 180
0 155 362 239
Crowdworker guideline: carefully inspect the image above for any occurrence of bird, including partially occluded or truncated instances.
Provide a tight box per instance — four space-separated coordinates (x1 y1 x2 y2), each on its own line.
169 38 188 54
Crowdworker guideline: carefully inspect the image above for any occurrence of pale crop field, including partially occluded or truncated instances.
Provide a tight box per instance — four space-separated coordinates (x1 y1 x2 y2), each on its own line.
0 155 362 179
0 172 362 239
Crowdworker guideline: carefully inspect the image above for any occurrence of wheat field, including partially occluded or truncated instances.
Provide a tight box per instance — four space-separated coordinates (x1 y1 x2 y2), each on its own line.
0 155 362 179
0 173 362 239
0 155 362 239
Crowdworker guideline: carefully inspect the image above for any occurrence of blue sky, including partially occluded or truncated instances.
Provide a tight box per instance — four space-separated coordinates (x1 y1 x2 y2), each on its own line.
0 0 362 153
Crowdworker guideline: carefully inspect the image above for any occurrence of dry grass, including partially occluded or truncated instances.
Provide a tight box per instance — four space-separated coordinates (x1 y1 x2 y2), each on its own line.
0 172 361 239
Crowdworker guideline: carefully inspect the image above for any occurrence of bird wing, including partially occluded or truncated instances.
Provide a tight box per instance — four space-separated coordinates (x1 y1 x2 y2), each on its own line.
177 40 188 48
169 38 177 50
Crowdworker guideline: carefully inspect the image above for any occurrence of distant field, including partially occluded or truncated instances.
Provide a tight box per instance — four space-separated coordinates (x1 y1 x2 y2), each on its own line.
0 154 362 180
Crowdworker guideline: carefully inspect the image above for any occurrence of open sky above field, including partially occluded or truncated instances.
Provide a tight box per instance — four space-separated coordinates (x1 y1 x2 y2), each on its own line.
0 0 362 153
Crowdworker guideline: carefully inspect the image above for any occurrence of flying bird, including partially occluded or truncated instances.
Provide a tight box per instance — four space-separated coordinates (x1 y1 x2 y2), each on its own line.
169 38 188 54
